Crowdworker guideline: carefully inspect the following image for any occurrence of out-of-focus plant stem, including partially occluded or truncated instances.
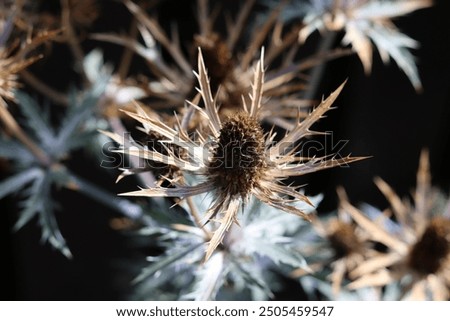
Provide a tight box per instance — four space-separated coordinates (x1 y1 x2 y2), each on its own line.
0 100 51 166
65 168 155 226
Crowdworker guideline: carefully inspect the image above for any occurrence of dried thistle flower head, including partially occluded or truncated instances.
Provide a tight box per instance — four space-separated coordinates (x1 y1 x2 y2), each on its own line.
103 48 364 261
295 0 433 90
342 150 450 300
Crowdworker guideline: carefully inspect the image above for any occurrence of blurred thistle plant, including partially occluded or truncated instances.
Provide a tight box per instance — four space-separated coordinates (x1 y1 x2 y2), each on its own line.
276 0 432 91
339 150 450 300
102 49 365 261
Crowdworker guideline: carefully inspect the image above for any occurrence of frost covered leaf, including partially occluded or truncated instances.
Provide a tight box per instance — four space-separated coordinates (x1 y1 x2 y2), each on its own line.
0 73 109 257
365 23 422 90
83 49 106 83
82 50 146 107
227 258 274 300
233 197 316 271
25 172 72 259
13 70 110 159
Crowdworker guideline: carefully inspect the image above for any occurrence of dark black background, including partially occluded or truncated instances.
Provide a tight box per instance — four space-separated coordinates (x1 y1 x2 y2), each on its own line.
1 0 450 300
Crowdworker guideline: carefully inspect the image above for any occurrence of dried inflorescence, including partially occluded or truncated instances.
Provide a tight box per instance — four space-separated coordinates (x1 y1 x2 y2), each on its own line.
103 48 364 261
0 11 61 169
131 194 321 300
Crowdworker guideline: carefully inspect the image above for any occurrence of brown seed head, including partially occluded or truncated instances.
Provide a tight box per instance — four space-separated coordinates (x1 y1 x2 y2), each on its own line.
328 221 362 259
408 217 450 275
193 33 246 113
207 112 265 199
